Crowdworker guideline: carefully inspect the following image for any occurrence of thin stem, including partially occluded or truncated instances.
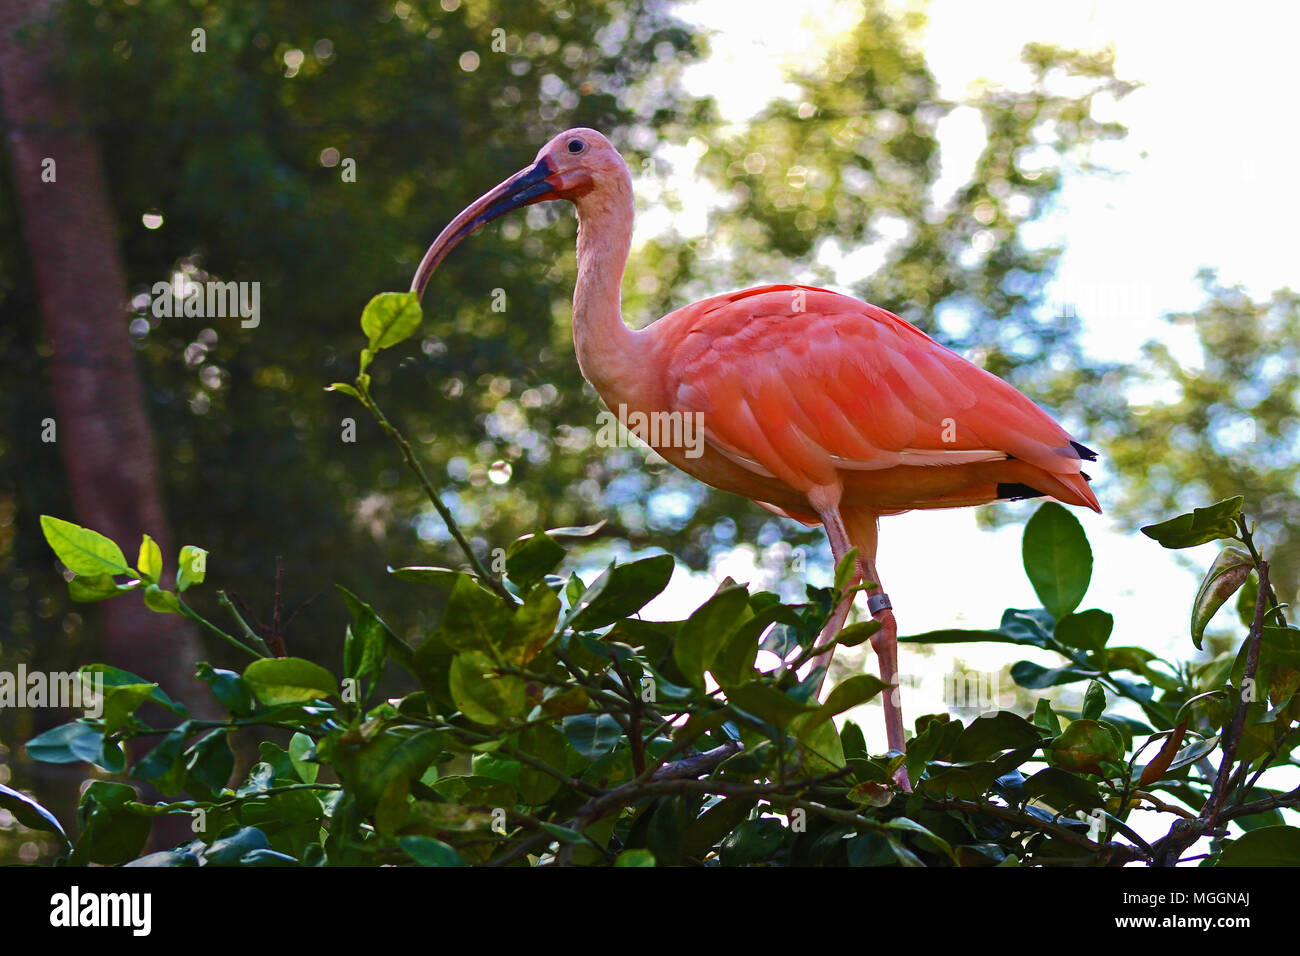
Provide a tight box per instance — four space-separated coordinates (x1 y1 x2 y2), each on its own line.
216 591 273 657
1236 516 1287 627
178 599 266 659
353 380 513 605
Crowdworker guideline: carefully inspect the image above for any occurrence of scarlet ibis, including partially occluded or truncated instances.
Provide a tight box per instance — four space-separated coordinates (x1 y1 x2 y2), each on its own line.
412 128 1100 789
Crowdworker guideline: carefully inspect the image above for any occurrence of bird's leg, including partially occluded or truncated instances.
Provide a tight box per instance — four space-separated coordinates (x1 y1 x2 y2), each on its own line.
844 510 909 791
808 506 859 695
860 556 909 790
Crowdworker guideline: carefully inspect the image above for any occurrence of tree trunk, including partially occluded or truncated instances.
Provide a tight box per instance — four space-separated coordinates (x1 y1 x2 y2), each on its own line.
0 4 213 711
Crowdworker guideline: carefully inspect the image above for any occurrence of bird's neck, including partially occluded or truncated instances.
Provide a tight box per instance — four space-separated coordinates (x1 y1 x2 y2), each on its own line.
572 183 641 404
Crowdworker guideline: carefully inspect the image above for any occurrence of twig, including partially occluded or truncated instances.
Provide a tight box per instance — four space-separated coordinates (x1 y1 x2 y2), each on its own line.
1150 560 1272 865
352 382 513 605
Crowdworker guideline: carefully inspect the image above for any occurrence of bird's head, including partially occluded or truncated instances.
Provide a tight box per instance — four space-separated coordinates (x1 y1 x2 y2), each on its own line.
411 127 629 299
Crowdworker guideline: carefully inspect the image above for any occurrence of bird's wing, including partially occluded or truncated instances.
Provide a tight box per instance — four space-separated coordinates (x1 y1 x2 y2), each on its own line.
660 285 1093 497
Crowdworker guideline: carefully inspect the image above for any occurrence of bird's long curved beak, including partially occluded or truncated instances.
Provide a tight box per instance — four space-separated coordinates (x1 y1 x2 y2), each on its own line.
410 157 556 300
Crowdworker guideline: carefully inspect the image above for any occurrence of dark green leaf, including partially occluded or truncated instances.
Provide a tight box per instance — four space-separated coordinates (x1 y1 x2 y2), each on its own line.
1140 496 1244 549
569 554 675 629
1054 609 1113 651
0 783 69 843
726 680 816 728
505 533 566 590
674 585 751 686
1022 767 1104 810
399 835 467 867
26 721 104 765
1011 660 1096 689
562 713 622 759
1022 502 1092 618
1217 825 1300 866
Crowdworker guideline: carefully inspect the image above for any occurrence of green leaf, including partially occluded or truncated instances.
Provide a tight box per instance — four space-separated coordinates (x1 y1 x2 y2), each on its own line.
569 553 675 629
337 585 414 675
1237 573 1260 629
950 711 1044 761
1191 547 1254 650
675 585 751 686
499 584 560 667
399 835 467 867
133 721 193 795
360 291 422 351
829 617 880 650
1022 502 1092 618
26 721 104 765
833 547 859 593
387 565 461 585
137 534 163 584
84 662 185 713
185 730 235 798
726 680 816 728
1011 660 1096 689
143 584 182 615
1054 609 1113 651
0 783 69 844
289 732 319 784
449 651 525 725
1033 698 1063 735
68 573 132 603
97 680 158 736
39 515 129 576
1082 680 1106 720
1022 767 1104 810
202 827 270 866
1216 825 1300 866
326 382 363 400
898 628 1020 646
177 545 208 592
720 818 786 866
514 724 568 805
1048 719 1124 773
505 533 567 591
886 817 956 862
243 657 338 706
439 574 511 653
615 848 656 867
546 521 606 538
196 662 256 716
71 781 151 866
1140 496 1244 549
797 674 889 742
562 713 622 759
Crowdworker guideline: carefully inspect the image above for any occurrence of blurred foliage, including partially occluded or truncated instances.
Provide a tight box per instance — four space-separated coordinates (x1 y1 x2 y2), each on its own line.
1108 272 1300 600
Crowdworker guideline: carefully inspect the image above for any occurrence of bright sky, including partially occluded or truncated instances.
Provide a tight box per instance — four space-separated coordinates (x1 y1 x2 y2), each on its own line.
609 0 1300 820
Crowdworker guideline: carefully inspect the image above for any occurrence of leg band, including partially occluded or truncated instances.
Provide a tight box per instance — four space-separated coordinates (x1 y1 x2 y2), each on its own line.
868 592 892 614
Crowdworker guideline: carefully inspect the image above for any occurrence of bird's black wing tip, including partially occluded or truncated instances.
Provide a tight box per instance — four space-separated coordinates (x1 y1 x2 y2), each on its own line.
997 482 1047 501
1070 440 1099 461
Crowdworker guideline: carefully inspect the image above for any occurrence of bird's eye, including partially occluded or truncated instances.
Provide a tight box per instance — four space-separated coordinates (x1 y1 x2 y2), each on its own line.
567 139 585 153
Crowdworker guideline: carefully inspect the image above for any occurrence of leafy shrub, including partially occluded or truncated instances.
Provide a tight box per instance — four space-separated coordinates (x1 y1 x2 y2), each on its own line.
4 295 1296 867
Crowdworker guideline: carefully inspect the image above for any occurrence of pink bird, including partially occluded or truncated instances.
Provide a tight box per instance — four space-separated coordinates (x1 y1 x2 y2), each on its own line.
412 128 1101 789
